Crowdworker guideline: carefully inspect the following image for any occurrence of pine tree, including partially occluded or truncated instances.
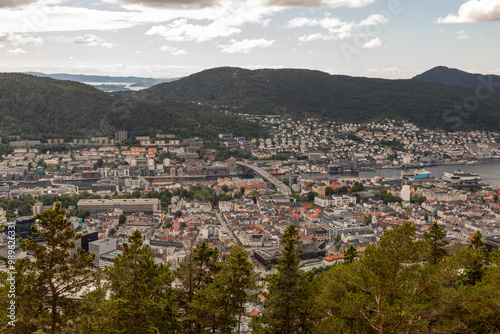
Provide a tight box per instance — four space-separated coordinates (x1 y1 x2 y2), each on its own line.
179 240 220 334
423 221 449 264
315 222 438 334
189 245 257 333
106 229 178 333
252 224 315 334
17 202 97 334
463 230 488 286
343 245 358 264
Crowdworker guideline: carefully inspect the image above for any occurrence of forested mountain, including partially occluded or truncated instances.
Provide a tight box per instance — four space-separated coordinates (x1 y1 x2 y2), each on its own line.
140 67 500 131
0 73 264 140
413 66 500 91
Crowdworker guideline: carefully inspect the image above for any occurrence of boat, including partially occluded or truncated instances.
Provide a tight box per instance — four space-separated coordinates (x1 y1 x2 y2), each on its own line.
270 171 286 176
409 169 431 179
443 170 481 183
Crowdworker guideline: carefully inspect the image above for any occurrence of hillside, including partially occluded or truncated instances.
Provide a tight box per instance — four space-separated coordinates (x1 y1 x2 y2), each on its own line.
413 66 500 91
141 67 500 131
0 73 264 140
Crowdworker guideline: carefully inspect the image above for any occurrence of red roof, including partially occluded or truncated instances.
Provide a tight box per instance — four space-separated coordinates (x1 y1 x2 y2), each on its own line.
324 254 345 261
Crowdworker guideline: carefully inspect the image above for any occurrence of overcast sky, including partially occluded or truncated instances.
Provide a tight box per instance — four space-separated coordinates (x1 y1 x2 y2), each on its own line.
0 0 499 79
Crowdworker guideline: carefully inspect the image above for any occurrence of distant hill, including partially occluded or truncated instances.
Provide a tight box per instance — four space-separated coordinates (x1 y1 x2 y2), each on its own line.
139 67 500 131
0 73 264 141
24 72 179 92
412 66 500 91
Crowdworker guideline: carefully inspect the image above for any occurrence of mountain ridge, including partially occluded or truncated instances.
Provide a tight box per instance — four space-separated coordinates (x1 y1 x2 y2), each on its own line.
412 66 500 92
0 73 264 141
139 66 500 131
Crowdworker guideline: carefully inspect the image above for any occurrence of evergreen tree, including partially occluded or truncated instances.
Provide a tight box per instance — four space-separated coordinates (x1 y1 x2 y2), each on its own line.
17 202 97 334
463 230 488 286
343 245 358 264
423 221 449 264
179 240 220 334
106 230 178 333
219 245 257 334
252 224 316 334
189 245 257 333
315 222 439 334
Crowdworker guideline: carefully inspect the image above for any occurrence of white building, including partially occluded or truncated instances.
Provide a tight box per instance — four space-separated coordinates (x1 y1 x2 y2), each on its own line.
314 196 330 208
401 184 411 202
89 238 117 268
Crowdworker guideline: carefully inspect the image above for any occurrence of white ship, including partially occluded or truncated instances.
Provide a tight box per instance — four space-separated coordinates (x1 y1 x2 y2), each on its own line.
443 170 481 183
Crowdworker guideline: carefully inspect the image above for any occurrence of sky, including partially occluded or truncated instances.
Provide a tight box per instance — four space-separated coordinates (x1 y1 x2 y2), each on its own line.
0 0 499 79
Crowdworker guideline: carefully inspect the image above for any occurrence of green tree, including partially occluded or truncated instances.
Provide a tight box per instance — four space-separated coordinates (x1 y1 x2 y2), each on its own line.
306 191 318 202
190 245 257 334
423 221 449 265
315 222 438 334
252 224 316 333
16 202 97 334
343 245 358 264
119 213 127 224
106 230 178 333
179 240 220 334
463 230 488 286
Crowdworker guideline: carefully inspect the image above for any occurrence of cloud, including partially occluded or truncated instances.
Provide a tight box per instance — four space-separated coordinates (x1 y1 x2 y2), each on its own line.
457 30 470 39
266 0 375 7
117 0 218 8
54 34 115 48
0 0 38 8
436 0 500 23
266 0 322 6
160 45 188 55
0 0 281 35
287 13 386 41
0 32 43 45
362 37 381 48
146 19 240 42
298 33 328 42
6 48 27 55
359 14 388 26
218 38 275 53
323 0 376 8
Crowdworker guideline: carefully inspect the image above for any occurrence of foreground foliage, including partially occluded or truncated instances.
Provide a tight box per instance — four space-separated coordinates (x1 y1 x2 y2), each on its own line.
1 208 500 333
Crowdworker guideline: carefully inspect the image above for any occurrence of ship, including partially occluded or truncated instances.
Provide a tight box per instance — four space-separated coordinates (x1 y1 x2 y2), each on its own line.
411 169 431 178
443 170 481 184
402 169 431 179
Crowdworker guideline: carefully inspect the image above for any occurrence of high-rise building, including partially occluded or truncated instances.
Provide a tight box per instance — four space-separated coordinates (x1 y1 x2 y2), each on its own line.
401 184 411 202
115 131 128 142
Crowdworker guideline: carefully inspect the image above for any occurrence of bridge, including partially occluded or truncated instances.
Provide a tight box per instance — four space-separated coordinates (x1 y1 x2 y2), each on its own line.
237 161 292 195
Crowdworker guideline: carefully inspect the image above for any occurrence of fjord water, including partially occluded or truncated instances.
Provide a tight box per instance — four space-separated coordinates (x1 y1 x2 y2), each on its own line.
357 159 500 188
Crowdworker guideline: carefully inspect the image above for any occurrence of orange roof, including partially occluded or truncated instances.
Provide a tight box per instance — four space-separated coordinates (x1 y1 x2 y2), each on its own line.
324 254 345 261
249 309 259 316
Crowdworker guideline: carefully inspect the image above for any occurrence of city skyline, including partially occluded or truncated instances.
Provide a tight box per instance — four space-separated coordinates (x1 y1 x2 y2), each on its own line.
0 0 499 79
